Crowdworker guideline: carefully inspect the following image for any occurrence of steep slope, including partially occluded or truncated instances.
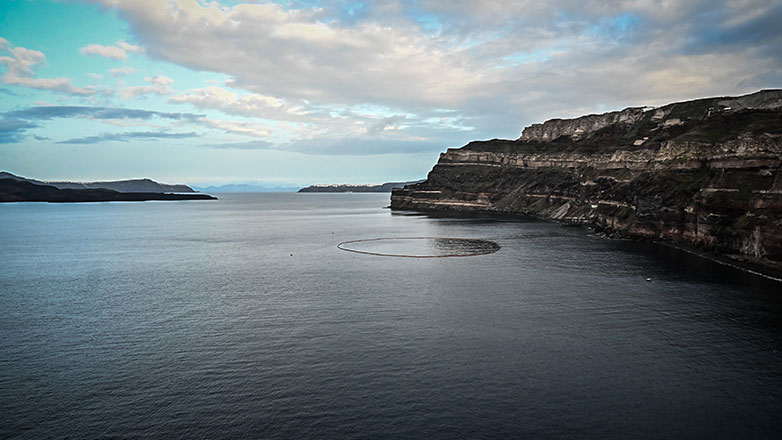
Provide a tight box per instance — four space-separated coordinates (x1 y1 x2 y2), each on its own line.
391 90 782 271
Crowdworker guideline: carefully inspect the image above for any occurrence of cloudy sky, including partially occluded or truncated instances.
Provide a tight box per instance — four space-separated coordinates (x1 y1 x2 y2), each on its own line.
1 0 780 186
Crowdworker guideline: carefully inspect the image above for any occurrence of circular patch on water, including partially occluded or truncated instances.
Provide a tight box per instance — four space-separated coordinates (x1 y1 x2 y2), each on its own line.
337 237 500 258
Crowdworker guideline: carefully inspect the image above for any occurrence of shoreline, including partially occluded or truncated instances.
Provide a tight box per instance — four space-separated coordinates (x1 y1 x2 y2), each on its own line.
390 205 782 283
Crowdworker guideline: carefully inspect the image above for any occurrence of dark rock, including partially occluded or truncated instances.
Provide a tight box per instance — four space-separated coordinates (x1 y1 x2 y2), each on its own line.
0 171 195 193
0 178 216 203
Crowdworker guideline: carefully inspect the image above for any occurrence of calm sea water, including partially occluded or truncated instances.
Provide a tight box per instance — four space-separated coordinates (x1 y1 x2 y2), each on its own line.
1 193 781 439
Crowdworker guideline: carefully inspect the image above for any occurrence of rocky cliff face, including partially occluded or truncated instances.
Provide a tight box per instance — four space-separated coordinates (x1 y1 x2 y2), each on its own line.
391 90 782 271
520 107 647 142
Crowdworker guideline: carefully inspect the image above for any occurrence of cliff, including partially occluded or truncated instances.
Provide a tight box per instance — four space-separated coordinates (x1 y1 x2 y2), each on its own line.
391 90 782 271
0 172 195 193
0 178 216 203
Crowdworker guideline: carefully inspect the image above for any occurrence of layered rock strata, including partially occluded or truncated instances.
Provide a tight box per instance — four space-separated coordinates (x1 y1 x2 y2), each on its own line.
391 90 782 271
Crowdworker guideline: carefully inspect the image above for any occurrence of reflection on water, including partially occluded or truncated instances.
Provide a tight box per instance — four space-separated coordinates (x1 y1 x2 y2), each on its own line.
338 237 501 257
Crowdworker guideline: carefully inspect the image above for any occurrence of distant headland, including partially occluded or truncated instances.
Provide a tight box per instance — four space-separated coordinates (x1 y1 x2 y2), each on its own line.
192 184 300 193
299 180 424 193
0 172 216 203
0 171 196 193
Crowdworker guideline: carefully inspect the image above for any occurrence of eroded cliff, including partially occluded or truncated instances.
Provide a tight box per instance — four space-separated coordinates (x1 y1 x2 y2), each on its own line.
391 90 782 271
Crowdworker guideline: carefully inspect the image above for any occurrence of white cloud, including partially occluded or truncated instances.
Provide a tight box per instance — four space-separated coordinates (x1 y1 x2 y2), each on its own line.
168 85 436 142
92 0 782 144
169 86 284 117
80 40 145 60
120 75 175 98
146 75 174 85
92 0 482 109
197 117 271 137
0 44 96 96
80 44 126 60
366 115 406 134
109 66 137 77
117 41 145 53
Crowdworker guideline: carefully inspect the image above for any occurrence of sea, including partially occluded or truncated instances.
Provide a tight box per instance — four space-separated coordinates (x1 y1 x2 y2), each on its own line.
1 193 781 439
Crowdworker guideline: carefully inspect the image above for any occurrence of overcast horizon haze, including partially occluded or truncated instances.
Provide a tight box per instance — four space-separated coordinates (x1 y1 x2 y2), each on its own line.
1 0 781 186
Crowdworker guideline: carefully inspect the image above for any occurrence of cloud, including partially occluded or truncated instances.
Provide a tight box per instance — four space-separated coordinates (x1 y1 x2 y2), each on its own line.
3 105 204 122
0 118 38 143
79 40 145 61
92 0 782 143
201 140 273 150
197 118 271 137
58 130 200 144
109 66 137 77
3 105 272 142
204 135 449 155
148 75 173 85
120 75 175 98
93 0 482 109
167 86 457 142
169 86 286 118
80 44 125 60
1 43 97 96
366 115 406 134
117 41 144 53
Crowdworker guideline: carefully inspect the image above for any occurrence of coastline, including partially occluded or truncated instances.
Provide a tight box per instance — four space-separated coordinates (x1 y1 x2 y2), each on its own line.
390 204 782 283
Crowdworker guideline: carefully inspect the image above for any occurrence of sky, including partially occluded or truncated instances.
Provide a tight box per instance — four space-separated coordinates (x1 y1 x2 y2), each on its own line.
1 0 781 186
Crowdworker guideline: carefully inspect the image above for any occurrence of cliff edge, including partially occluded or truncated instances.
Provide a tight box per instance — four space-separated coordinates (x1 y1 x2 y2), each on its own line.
391 90 782 271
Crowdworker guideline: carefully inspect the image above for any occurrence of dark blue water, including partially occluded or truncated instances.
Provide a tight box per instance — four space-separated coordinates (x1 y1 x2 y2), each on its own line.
1 193 781 439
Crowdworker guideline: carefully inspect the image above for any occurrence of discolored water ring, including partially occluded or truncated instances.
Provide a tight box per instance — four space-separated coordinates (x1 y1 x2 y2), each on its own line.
337 237 501 258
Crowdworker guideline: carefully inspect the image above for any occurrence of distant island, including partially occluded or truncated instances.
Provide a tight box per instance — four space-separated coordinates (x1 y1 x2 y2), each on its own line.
0 172 216 203
299 180 423 193
0 171 195 193
193 184 300 193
